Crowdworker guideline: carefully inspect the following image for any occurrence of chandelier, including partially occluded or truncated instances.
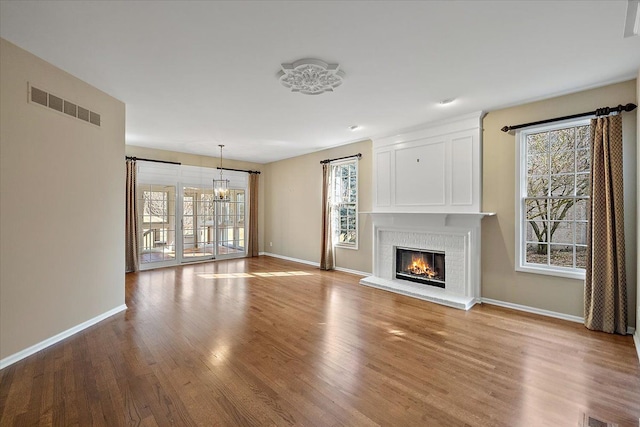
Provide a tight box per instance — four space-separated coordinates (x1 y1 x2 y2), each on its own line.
278 58 345 95
213 144 230 201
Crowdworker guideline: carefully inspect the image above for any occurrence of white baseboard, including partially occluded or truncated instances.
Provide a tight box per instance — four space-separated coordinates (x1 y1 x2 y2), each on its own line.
261 252 320 267
259 252 370 277
634 330 640 363
0 304 127 370
335 266 370 277
481 298 584 324
481 298 636 335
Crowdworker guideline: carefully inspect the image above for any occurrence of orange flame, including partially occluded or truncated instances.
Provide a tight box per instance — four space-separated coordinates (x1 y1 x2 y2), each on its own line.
407 256 436 278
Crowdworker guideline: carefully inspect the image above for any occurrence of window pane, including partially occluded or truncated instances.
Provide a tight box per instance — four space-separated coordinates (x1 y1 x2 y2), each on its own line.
576 223 587 245
527 133 548 155
526 243 547 265
527 154 548 176
576 125 590 149
550 174 574 196
576 173 590 196
549 198 574 221
550 127 575 152
348 216 356 229
527 176 549 197
526 221 547 242
576 149 590 173
525 199 547 220
573 199 588 221
550 244 573 268
550 221 573 244
551 150 575 174
576 245 587 268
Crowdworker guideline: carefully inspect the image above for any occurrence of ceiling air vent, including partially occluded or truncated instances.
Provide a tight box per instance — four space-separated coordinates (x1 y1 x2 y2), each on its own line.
27 83 101 127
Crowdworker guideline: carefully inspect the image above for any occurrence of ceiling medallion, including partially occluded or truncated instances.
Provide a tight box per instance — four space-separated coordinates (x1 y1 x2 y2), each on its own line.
278 58 345 95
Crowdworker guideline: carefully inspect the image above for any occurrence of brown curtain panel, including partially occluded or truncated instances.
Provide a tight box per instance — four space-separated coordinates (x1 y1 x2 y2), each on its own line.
248 173 259 257
320 163 335 270
125 159 139 272
584 115 627 335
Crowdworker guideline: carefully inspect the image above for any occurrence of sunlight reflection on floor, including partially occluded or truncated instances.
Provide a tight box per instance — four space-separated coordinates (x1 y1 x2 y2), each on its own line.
196 271 313 279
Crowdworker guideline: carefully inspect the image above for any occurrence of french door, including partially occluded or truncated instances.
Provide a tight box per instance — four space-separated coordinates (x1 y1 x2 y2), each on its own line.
181 186 215 261
180 186 245 261
138 184 177 266
137 163 248 270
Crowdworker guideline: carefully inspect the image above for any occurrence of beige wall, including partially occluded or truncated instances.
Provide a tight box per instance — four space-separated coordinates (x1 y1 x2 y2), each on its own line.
637 69 640 335
263 140 373 273
0 38 126 359
482 79 637 326
125 145 266 253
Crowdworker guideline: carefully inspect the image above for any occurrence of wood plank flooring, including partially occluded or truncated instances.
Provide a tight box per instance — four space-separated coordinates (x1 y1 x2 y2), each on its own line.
1 256 639 426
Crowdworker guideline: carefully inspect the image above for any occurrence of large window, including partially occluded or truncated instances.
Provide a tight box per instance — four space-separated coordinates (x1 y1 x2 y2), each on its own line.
516 119 590 279
332 160 358 248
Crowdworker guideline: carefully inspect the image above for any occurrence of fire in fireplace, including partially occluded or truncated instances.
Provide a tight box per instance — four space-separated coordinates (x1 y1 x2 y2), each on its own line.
395 247 445 288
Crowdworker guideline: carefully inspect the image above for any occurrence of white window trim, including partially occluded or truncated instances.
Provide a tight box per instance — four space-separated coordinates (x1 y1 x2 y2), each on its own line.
332 159 359 250
514 118 590 281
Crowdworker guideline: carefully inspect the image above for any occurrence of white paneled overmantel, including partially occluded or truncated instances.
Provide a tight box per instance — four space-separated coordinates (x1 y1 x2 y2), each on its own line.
362 112 494 310
373 111 484 213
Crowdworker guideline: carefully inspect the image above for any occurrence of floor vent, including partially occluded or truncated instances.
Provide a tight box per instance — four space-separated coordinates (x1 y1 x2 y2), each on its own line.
580 413 619 427
28 83 100 127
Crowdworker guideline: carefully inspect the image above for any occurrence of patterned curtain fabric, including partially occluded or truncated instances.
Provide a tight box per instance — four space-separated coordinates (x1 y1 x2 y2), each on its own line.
320 163 335 270
248 173 259 257
584 115 627 335
125 159 139 272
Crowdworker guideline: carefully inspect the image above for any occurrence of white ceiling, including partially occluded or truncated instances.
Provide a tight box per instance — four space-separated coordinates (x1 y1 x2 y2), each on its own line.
1 1 639 164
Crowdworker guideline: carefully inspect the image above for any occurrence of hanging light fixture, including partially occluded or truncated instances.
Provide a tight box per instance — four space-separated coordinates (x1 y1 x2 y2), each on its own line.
213 144 230 201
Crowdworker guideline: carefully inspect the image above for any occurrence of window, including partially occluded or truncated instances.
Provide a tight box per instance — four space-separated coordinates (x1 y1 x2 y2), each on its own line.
516 119 590 279
332 160 358 248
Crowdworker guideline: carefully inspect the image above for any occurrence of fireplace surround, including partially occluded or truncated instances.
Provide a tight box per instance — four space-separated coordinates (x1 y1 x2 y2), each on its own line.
360 212 490 310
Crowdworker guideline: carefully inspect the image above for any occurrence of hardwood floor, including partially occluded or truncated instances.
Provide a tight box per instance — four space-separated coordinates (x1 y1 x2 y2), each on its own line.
1 256 639 426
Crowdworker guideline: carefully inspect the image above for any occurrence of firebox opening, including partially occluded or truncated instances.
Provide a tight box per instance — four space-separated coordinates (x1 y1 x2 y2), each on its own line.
395 247 445 288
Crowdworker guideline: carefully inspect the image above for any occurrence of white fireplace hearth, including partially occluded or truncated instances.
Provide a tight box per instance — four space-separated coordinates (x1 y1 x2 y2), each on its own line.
360 112 493 310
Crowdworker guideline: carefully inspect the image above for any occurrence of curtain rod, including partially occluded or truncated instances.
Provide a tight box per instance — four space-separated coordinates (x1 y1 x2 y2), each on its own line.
217 167 261 175
319 153 362 164
125 156 181 165
501 103 637 133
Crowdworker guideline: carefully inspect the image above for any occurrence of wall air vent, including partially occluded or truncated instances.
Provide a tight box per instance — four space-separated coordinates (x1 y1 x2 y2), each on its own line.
31 86 48 106
28 83 101 127
48 94 63 112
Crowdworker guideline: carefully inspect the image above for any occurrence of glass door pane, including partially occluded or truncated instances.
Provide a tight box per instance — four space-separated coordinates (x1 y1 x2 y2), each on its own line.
216 189 245 256
181 186 215 262
138 184 176 266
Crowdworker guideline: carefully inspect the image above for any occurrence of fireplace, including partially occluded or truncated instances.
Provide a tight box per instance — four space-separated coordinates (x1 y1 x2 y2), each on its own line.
395 247 445 288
